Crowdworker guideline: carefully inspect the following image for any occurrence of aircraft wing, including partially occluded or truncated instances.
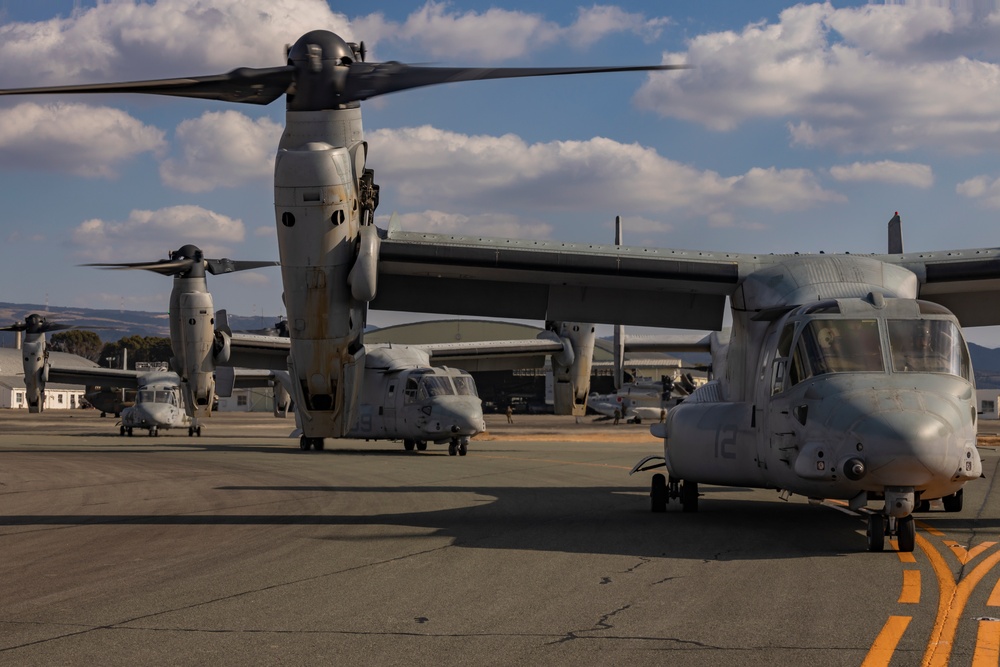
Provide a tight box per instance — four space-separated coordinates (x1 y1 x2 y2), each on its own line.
886 248 1000 327
223 333 290 370
47 365 143 389
417 336 569 372
214 367 281 397
373 230 758 330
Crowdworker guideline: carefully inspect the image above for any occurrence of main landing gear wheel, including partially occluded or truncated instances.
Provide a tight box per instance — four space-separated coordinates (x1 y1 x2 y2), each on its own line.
404 439 415 451
943 489 964 512
299 436 324 451
867 514 885 552
188 426 202 437
416 440 427 451
650 473 668 513
120 425 126 436
149 427 158 437
448 441 458 456
680 481 699 513
896 516 916 553
459 441 467 456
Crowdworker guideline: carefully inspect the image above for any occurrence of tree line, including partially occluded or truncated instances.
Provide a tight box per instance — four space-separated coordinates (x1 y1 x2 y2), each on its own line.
48 330 173 368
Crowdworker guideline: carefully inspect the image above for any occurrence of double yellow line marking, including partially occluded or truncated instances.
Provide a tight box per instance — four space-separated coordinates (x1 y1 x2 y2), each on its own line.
862 528 1000 666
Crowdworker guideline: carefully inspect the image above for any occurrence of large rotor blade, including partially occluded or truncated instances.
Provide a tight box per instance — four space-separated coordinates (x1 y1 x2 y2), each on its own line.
82 259 195 276
206 259 280 275
339 62 689 103
0 66 296 105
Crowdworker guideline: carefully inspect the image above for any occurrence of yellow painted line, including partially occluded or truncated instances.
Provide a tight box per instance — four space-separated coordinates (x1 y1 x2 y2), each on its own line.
862 616 912 667
916 520 945 537
943 541 998 565
921 537 1000 667
899 570 921 604
973 619 1000 667
988 578 1000 607
892 539 918 563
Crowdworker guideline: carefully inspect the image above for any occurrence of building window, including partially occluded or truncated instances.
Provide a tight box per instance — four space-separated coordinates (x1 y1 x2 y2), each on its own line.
58 394 63 404
983 400 995 414
15 392 23 404
237 395 248 407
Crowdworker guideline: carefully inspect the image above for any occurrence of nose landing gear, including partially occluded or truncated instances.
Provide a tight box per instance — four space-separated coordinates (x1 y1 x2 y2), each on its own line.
866 513 915 552
649 473 698 512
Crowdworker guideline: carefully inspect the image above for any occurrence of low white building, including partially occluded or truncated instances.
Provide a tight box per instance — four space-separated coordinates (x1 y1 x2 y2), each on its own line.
977 390 1000 420
217 387 275 412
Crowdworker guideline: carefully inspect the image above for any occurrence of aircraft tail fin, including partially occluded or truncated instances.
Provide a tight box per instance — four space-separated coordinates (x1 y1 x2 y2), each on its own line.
888 211 903 254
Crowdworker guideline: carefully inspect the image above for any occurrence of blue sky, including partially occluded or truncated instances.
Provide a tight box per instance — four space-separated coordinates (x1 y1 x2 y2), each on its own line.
4 1 1000 344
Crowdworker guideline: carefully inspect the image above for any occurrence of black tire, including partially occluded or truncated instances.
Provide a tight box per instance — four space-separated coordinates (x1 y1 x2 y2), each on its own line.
448 442 458 456
404 439 415 451
314 439 325 451
650 473 667 513
897 516 916 553
916 499 932 512
120 425 125 436
299 436 310 451
416 440 427 451
680 480 699 512
943 489 964 513
459 442 468 456
867 514 885 552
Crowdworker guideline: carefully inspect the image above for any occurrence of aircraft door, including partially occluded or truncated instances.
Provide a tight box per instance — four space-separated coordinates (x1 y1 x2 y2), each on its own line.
756 320 795 471
382 381 397 436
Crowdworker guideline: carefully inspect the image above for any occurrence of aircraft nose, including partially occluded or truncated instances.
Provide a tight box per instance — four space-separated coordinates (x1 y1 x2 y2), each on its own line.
851 405 971 487
429 401 483 437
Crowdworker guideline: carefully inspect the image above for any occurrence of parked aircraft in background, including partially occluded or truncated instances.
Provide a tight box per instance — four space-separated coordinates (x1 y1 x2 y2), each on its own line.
85 244 278 430
216 315 573 454
0 29 676 443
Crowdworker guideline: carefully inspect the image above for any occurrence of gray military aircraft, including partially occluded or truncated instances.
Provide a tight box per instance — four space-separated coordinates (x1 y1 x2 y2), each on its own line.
85 244 278 429
1 313 77 412
0 30 676 446
363 213 994 553
0 315 195 435
216 321 573 454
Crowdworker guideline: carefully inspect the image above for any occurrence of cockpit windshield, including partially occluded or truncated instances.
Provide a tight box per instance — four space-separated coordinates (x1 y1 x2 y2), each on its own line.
137 390 177 405
452 374 478 397
418 376 455 398
887 319 970 378
790 319 884 383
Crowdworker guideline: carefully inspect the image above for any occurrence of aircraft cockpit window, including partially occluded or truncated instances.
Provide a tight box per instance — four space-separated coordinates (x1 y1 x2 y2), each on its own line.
419 376 455 398
888 319 970 378
404 378 419 403
136 390 176 404
792 319 884 382
798 300 841 315
917 302 953 316
452 375 478 396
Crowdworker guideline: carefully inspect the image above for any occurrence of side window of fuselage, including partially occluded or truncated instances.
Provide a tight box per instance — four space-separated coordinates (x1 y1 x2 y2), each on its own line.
404 378 419 404
770 321 797 395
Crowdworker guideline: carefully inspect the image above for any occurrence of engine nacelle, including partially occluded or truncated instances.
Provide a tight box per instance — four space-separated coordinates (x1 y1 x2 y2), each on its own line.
21 336 47 413
548 321 595 416
213 329 231 365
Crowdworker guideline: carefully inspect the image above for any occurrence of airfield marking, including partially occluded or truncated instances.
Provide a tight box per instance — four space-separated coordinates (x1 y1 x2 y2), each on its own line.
899 570 921 604
919 535 1000 667
862 616 912 667
973 620 1000 666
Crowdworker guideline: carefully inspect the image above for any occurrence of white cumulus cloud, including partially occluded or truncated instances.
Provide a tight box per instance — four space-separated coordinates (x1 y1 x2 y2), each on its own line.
957 174 1000 207
368 126 843 228
634 2 1000 154
72 205 245 261
0 102 165 177
159 110 283 192
829 161 934 187
388 210 553 239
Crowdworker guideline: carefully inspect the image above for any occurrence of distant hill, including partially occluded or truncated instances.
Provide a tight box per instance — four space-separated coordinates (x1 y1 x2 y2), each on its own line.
0 302 285 348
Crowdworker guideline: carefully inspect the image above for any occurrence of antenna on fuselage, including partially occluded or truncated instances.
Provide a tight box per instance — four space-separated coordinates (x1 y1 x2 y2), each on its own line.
888 211 903 254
